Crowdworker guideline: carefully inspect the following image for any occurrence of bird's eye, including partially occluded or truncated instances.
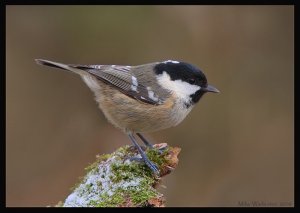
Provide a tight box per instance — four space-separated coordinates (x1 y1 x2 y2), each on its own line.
188 78 196 84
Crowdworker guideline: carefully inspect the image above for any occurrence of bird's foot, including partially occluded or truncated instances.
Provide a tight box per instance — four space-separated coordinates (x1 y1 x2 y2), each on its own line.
128 156 160 175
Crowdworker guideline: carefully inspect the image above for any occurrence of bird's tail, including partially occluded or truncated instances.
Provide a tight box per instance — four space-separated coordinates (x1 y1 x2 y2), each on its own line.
35 59 86 75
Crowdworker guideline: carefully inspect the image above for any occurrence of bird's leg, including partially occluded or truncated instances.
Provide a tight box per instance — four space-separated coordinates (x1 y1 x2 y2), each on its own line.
136 133 154 149
136 133 167 154
128 132 160 175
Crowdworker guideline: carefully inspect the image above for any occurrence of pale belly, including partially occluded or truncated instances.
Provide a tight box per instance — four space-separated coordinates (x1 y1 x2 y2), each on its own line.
93 82 193 133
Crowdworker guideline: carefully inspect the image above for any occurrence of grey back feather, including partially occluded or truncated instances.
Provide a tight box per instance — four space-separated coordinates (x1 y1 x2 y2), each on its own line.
71 63 171 105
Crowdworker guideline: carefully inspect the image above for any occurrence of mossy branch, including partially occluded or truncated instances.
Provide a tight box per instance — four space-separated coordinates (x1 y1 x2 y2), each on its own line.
59 143 181 207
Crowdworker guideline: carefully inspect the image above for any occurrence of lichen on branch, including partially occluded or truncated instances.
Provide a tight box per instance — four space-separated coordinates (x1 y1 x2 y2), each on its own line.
61 143 181 207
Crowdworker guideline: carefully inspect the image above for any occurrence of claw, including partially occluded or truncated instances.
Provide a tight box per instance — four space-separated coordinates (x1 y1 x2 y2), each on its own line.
154 144 169 155
128 156 160 175
145 161 160 175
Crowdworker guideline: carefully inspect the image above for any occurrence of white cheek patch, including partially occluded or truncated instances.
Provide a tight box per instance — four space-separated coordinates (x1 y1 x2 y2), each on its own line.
163 60 180 64
156 72 200 101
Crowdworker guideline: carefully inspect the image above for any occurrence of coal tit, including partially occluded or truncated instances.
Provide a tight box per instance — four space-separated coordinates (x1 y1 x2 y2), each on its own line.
35 59 219 175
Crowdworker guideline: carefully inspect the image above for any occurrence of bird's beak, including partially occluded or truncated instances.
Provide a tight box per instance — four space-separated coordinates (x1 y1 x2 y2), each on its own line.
204 84 220 93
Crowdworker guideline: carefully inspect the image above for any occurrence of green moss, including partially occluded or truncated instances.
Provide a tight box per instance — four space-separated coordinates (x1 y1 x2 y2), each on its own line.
110 146 169 183
110 161 154 184
96 181 102 188
69 153 113 192
69 152 114 194
93 147 161 207
109 161 158 206
129 187 157 206
86 183 94 194
111 163 135 183
146 148 168 168
88 191 126 207
88 183 158 207
127 178 158 206
85 153 112 173
66 145 168 207
115 145 131 156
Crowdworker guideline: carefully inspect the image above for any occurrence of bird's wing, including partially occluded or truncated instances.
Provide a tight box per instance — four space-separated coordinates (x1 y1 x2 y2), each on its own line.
71 64 170 105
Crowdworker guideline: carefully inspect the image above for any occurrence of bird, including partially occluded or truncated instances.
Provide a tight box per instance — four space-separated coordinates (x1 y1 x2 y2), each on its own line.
35 59 219 175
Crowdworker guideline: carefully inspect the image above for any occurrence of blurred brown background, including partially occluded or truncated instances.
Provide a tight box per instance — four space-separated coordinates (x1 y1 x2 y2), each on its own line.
6 6 294 207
